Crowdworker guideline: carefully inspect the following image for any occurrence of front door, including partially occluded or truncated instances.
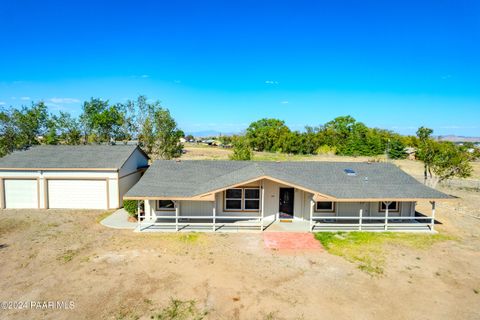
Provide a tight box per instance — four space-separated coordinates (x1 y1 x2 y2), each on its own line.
279 188 294 219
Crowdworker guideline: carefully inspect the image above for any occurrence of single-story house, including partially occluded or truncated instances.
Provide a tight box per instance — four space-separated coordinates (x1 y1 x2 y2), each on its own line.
124 160 452 232
0 145 148 209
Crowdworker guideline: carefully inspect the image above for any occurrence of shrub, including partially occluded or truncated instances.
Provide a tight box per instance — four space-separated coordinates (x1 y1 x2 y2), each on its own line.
316 145 336 155
123 200 139 217
230 136 252 160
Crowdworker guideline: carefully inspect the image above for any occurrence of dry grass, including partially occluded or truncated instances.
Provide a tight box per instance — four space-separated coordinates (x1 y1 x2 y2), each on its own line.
315 232 455 275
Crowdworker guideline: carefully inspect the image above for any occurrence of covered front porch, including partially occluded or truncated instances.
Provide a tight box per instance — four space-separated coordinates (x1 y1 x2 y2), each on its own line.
310 201 438 233
133 198 438 233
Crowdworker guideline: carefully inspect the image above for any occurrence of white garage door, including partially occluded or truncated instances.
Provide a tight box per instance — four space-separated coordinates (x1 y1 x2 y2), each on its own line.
4 179 38 209
48 180 108 209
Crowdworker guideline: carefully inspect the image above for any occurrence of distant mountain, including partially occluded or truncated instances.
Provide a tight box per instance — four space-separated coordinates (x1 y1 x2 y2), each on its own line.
435 135 480 143
185 130 238 138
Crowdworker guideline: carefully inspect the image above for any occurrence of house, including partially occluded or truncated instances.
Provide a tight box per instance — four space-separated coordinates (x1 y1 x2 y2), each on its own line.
124 160 452 232
0 145 148 209
404 147 417 160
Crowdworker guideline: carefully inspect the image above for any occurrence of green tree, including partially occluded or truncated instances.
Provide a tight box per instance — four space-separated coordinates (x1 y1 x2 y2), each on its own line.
230 136 252 160
0 107 18 157
430 142 472 185
416 126 436 182
44 117 59 145
56 112 82 145
12 102 49 147
80 98 125 143
387 137 407 159
152 108 184 159
246 118 291 152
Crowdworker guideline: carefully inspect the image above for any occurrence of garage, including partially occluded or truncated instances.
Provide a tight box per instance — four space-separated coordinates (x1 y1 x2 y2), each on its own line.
0 145 149 210
4 179 39 209
47 179 108 209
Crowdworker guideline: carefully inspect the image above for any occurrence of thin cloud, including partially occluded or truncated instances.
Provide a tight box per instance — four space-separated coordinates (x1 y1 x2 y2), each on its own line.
174 80 182 84
280 101 289 104
265 80 279 85
140 74 150 78
49 97 80 104
0 101 6 106
45 102 71 112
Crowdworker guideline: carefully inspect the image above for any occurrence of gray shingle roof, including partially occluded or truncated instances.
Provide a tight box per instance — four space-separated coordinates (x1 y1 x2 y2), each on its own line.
0 145 145 170
125 160 452 200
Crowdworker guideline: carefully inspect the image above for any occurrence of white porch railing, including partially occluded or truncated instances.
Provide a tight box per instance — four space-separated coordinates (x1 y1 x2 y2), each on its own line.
311 215 434 232
310 201 436 232
137 214 270 232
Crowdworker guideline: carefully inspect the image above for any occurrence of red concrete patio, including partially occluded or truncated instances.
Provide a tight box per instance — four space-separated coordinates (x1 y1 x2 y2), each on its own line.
263 232 323 250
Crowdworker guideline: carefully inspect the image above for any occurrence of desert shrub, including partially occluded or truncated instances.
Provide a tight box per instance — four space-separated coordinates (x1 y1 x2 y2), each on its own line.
230 136 252 160
123 200 138 217
316 145 337 155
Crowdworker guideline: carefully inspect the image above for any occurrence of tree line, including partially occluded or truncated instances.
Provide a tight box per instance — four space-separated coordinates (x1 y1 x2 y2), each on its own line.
226 116 412 159
228 117 476 184
1 98 476 185
0 96 184 159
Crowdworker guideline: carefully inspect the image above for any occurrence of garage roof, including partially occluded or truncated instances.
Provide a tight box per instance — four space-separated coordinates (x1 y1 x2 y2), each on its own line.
0 145 147 170
125 160 453 201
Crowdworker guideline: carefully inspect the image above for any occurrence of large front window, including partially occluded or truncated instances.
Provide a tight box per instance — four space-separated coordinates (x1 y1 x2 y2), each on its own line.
224 188 260 211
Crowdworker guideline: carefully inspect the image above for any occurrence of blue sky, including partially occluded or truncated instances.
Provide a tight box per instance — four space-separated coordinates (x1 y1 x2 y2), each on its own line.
0 0 479 136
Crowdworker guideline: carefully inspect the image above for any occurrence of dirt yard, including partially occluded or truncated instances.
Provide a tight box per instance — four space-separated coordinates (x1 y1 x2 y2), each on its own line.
1 149 480 319
0 184 480 319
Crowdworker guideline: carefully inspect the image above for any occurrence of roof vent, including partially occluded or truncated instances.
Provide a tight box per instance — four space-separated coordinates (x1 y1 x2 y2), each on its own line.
344 168 357 176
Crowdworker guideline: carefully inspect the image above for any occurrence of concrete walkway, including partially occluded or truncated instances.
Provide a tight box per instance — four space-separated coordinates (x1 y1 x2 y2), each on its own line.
100 208 137 230
265 220 310 232
263 232 323 250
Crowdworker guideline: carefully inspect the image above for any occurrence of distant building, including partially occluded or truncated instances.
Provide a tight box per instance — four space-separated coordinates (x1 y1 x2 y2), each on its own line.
404 147 417 160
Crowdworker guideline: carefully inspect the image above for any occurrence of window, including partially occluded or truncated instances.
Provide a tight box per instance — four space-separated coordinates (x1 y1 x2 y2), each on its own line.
157 200 175 211
244 188 260 211
224 187 260 211
225 188 242 210
379 202 399 212
315 201 335 212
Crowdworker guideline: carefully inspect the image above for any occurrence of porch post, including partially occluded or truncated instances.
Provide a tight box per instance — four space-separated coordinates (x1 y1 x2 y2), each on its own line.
309 197 314 232
359 208 363 231
212 199 216 232
384 201 391 231
175 201 179 232
430 201 436 232
137 200 141 229
0 178 4 209
260 180 265 231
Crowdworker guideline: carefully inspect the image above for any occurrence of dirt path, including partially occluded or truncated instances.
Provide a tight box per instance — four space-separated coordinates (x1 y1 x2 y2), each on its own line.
1 189 480 319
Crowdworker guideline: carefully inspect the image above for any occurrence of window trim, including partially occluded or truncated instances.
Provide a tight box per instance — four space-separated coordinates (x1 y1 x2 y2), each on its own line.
156 200 176 211
379 201 400 212
224 187 260 212
314 201 336 213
